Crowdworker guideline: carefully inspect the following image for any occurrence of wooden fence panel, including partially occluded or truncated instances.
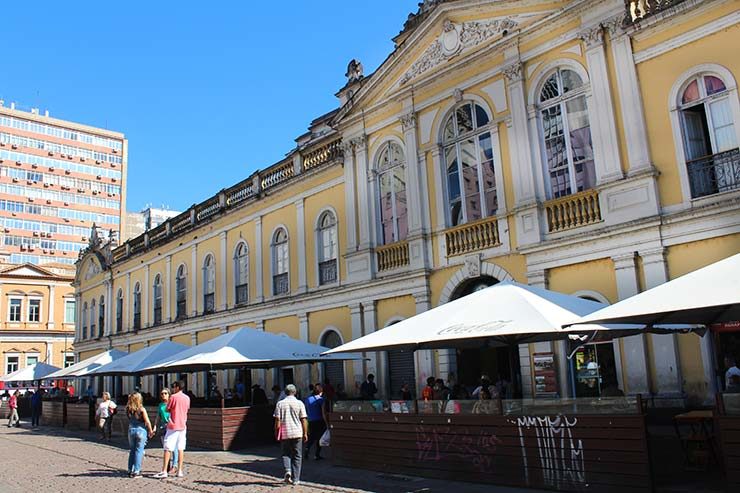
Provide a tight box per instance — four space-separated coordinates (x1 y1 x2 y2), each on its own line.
718 416 740 490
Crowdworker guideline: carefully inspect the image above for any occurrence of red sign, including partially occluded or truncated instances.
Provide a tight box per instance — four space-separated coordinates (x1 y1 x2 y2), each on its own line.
711 321 740 333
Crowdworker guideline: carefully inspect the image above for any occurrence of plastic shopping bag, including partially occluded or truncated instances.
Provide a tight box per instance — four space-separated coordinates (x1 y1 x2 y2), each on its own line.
319 429 330 447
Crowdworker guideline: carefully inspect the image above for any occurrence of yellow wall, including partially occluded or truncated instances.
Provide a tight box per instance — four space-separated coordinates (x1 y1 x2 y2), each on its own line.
308 307 351 344
547 258 618 303
265 315 299 340
666 234 740 278
376 295 416 327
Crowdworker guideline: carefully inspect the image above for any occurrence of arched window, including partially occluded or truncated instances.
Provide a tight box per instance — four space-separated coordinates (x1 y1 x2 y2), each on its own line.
98 295 105 338
82 301 88 339
175 265 187 320
272 228 289 295
317 211 338 285
116 289 123 333
376 142 408 244
320 329 345 388
203 255 216 314
153 274 162 325
678 73 738 198
133 283 142 330
538 69 595 198
443 101 497 226
234 242 249 305
89 299 97 337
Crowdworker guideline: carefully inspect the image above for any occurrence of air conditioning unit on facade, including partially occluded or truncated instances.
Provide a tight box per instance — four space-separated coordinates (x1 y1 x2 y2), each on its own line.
46 233 52 238
49 250 55 254
32 231 39 236
31 164 37 169
95 160 101 164
79 157 85 162
43 183 49 188
64 170 70 175
48 151 54 156
15 161 21 166
40 232 45 237
11 144 17 149
60 154 66 158
46 200 51 204
20 245 26 251
96 175 101 180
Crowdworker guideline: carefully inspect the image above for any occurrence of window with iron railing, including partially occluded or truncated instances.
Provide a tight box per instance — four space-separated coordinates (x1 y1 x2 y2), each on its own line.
273 272 289 296
153 305 162 325
133 313 141 330
687 149 740 198
235 283 248 305
90 323 97 337
203 293 215 314
319 259 338 285
176 299 186 320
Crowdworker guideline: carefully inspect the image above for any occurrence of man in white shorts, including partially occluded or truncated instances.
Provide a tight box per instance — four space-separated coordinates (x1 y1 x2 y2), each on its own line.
154 380 190 478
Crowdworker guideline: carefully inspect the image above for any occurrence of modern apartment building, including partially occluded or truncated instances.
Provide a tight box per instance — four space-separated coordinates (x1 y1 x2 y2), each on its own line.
124 207 180 241
0 102 127 266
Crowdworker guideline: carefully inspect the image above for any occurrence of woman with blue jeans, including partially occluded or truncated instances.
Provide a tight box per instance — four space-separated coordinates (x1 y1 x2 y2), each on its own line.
125 392 154 478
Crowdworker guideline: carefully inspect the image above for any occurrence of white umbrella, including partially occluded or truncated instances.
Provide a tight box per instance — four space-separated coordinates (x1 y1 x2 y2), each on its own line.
1 362 61 382
140 327 363 373
46 349 128 379
89 341 189 375
324 281 661 355
567 253 740 327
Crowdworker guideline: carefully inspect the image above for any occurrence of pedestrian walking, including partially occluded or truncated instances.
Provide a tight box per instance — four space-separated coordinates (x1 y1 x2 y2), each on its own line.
6 390 20 428
125 392 154 478
274 384 308 486
95 391 117 440
30 388 43 427
154 380 190 479
154 387 178 475
303 383 328 460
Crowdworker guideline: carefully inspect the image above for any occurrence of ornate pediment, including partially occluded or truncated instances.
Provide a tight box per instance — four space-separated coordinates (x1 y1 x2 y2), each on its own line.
400 17 519 85
0 263 55 278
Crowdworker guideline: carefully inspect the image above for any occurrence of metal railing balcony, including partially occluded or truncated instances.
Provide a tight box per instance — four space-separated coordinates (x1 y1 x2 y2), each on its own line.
687 148 740 199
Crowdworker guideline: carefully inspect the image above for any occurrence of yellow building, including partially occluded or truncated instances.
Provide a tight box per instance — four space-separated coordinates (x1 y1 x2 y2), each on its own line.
74 0 740 406
0 262 76 380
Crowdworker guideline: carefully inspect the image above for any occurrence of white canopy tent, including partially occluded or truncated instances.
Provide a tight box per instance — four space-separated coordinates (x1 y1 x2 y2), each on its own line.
46 349 128 379
141 327 363 373
566 253 740 327
1 362 61 382
89 341 189 376
324 281 688 355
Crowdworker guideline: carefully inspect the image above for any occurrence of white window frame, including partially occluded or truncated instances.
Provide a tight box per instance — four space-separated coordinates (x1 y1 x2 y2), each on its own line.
133 282 142 328
63 352 75 368
8 296 23 323
116 288 124 332
374 141 408 245
64 298 76 324
175 265 187 319
25 353 40 367
316 209 339 286
5 353 19 374
271 226 290 296
202 254 216 312
668 64 740 205
152 274 162 324
82 301 88 338
233 241 249 305
27 297 42 323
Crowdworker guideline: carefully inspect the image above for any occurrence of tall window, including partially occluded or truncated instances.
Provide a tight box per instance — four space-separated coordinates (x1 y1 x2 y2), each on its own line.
317 211 338 285
28 299 41 323
176 265 187 319
5 355 19 374
82 301 88 339
234 242 249 305
64 299 76 324
272 228 289 295
116 289 123 333
377 142 408 244
98 295 105 337
443 101 497 225
8 298 22 322
538 69 595 198
203 255 215 314
133 283 142 330
153 274 162 325
89 299 96 337
64 354 75 368
678 74 739 198
26 354 39 366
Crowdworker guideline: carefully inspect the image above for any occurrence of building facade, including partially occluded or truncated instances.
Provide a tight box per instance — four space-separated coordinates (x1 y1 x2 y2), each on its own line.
74 0 739 406
124 207 181 241
0 262 76 380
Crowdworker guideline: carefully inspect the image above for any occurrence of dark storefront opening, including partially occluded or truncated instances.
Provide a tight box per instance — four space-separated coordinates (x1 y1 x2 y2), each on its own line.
571 342 620 397
712 321 740 391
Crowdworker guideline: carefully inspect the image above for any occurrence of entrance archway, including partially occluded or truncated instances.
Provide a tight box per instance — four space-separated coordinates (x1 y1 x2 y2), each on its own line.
320 329 345 390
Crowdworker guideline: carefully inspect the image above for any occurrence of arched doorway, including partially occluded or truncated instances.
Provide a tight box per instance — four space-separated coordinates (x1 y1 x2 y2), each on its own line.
386 320 417 399
321 330 345 390
451 276 520 397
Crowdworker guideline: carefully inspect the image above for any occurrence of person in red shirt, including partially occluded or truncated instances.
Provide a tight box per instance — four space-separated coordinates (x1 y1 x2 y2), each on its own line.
421 377 436 401
154 380 190 479
6 390 20 427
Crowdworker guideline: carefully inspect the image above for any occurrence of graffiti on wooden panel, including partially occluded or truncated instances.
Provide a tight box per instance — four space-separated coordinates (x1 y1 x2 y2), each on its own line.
415 425 502 472
516 415 586 490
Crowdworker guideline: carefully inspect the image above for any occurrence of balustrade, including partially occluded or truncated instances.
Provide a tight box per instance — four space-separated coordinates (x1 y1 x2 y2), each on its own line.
625 0 688 24
261 161 294 189
195 197 221 221
444 216 500 257
318 259 338 285
376 241 410 272
303 138 343 171
544 189 602 233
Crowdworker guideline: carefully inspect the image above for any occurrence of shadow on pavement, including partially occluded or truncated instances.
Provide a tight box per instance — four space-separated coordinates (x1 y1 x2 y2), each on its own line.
58 469 128 479
193 479 284 488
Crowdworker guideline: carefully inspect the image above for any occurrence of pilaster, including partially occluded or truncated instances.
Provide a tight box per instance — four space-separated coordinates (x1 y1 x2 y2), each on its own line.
219 231 228 310
613 252 649 394
295 199 308 293
254 217 264 303
580 24 624 184
342 140 358 251
353 135 371 250
190 244 198 317
401 112 424 236
165 255 172 322
47 285 55 330
349 302 365 390
413 291 434 387
143 265 150 328
362 300 383 397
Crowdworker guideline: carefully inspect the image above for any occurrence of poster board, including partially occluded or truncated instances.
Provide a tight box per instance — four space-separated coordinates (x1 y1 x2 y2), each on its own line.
532 352 558 397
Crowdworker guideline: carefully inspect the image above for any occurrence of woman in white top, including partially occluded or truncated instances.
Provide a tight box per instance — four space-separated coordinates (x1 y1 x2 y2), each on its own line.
96 391 117 441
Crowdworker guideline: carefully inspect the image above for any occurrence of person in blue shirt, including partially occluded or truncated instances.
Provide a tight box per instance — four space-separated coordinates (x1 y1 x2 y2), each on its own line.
303 384 327 460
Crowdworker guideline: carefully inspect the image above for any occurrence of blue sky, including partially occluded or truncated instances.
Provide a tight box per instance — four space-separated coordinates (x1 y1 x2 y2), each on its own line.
0 1 419 212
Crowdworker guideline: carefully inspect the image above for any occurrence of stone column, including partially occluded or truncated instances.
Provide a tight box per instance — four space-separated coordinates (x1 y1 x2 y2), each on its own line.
342 140 358 251
295 199 307 293
349 302 364 394
219 231 228 310
143 265 150 327
613 253 649 394
47 285 55 330
641 248 682 399
413 292 434 388
401 112 424 236
105 280 113 336
430 146 447 232
126 273 131 330
353 136 371 250
298 313 310 391
75 292 82 341
362 300 382 397
606 19 652 174
165 255 172 322
191 333 199 395
190 244 198 317
580 25 624 184
254 217 264 303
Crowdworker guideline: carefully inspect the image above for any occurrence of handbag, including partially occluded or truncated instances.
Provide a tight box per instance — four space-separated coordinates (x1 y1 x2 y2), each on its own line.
319 429 330 447
276 425 283 441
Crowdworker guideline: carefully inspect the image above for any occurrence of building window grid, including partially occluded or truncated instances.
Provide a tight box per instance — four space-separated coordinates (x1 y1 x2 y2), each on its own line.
153 276 162 325
317 211 338 285
8 297 22 322
0 132 123 164
0 149 122 179
26 354 39 366
0 176 120 210
175 266 187 320
0 165 121 194
272 229 289 296
203 256 215 314
64 353 75 368
64 299 76 324
234 243 248 305
133 283 141 330
376 142 409 245
89 299 96 338
98 296 105 337
443 102 498 226
0 115 123 150
27 298 41 323
82 301 88 339
115 290 123 332
5 355 19 374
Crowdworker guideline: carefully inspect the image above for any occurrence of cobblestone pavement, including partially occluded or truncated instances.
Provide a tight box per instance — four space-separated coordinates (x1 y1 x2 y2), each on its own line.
0 422 546 493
